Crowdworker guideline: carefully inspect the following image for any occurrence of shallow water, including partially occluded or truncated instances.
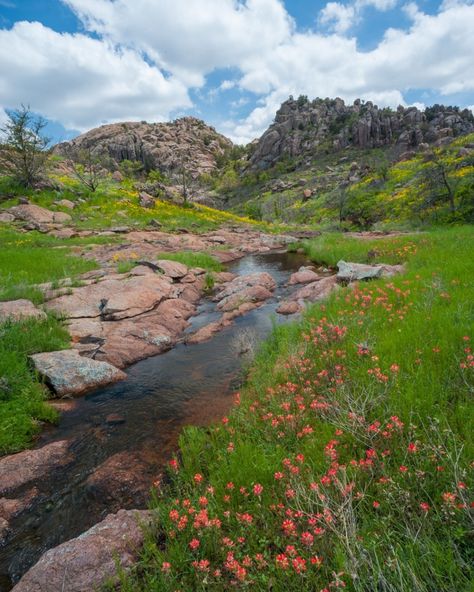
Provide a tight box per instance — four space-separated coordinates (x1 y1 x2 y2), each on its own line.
0 251 309 590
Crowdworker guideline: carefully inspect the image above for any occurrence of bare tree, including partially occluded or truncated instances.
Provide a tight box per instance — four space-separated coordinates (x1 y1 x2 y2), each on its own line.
66 148 106 192
0 105 50 187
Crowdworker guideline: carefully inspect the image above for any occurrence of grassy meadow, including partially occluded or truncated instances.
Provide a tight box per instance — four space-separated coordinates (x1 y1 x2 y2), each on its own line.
112 227 473 591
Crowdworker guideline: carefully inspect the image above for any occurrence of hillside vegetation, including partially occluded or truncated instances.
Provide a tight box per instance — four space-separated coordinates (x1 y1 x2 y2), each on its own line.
113 227 473 592
221 133 474 229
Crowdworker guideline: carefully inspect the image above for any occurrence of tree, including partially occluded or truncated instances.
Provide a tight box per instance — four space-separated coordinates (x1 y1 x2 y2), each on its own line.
325 185 350 227
66 148 106 193
0 105 50 187
420 151 459 215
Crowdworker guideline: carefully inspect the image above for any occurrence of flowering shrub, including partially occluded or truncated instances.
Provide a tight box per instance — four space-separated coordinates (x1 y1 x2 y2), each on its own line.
115 228 473 592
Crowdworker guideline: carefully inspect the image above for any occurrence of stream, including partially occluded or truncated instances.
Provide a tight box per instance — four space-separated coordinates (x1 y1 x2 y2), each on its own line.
0 251 309 590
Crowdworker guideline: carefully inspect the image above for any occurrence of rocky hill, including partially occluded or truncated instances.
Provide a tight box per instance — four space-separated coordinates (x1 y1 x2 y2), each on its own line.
54 117 233 178
249 97 474 170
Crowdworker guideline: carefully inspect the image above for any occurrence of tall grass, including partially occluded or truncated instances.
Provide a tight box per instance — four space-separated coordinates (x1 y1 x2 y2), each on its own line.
157 251 223 272
0 226 98 303
114 227 473 591
0 316 70 453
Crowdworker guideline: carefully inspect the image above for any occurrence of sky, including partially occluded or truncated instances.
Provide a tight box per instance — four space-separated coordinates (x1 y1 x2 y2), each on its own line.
0 0 473 144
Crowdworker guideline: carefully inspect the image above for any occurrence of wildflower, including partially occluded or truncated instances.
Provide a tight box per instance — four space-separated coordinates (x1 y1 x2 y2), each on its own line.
311 556 323 566
253 483 264 496
168 459 179 472
292 556 307 573
399 465 408 473
193 473 203 484
373 501 380 509
301 531 314 547
407 442 418 453
420 502 430 513
282 519 297 535
189 538 200 550
285 545 297 556
276 554 289 570
274 471 284 480
161 562 171 573
226 482 235 490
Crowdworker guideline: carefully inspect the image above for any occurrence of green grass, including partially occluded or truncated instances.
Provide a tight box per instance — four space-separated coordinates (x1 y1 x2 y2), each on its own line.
297 232 420 266
0 316 70 454
114 227 473 592
156 251 223 272
0 225 98 303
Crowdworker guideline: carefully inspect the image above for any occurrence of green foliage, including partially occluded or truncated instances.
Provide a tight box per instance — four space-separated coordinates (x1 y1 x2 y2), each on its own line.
0 105 50 187
156 251 223 272
0 316 70 453
0 226 98 303
228 134 474 229
119 159 144 179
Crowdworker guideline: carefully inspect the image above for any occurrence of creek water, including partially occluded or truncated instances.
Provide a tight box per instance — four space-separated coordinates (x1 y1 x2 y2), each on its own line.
0 251 309 590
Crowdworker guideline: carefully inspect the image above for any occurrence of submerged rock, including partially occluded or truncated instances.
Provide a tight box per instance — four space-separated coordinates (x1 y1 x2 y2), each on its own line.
30 350 126 396
12 509 153 592
0 441 72 496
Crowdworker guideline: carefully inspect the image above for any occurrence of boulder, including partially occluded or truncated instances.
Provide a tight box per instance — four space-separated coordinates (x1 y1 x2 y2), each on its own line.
276 301 301 315
0 212 15 223
337 260 403 283
0 300 47 322
45 275 172 320
292 275 339 303
52 211 72 223
30 350 127 396
55 199 75 209
217 285 273 312
288 268 319 285
8 204 72 225
214 272 276 302
11 509 153 592
156 259 188 279
138 192 156 208
0 441 72 496
8 204 55 224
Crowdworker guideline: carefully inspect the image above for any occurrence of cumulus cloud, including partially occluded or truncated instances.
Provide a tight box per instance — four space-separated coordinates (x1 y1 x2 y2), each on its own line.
0 21 190 130
0 0 473 144
62 0 294 86
233 1 474 141
319 0 398 34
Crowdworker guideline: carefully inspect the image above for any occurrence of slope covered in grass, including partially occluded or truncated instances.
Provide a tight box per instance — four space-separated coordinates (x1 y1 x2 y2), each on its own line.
114 227 473 592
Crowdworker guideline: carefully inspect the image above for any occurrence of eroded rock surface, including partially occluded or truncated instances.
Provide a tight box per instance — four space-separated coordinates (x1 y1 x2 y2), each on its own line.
11 509 153 592
336 260 404 283
30 350 127 396
288 267 319 285
0 441 72 496
0 300 46 322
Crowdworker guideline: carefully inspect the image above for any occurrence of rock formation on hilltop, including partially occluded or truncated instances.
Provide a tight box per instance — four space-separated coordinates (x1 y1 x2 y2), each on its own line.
54 117 233 178
249 97 474 169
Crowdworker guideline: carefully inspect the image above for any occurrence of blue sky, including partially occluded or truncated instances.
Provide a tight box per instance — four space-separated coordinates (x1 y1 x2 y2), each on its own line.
0 0 473 144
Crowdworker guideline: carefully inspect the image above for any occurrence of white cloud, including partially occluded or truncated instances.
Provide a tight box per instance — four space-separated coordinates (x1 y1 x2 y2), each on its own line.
0 0 473 145
231 1 474 141
0 21 190 130
62 0 294 86
319 0 398 34
319 3 357 34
